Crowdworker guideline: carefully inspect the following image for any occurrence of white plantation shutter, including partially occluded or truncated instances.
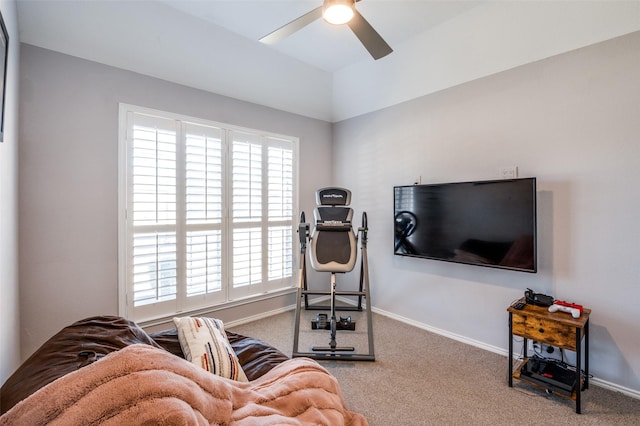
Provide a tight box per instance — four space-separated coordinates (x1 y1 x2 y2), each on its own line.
120 105 298 322
133 233 177 305
182 123 225 310
267 141 294 282
231 132 262 296
228 133 296 299
232 131 262 223
185 231 221 296
268 226 293 280
127 114 178 318
232 227 262 289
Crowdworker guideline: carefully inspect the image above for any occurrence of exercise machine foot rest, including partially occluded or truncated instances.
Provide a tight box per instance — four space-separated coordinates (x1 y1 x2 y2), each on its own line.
311 321 356 330
293 351 375 361
312 346 355 352
311 315 356 330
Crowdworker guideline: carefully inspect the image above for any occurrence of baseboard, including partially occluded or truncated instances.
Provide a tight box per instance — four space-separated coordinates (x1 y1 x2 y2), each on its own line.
224 305 295 329
589 377 640 400
224 295 329 328
371 307 506 356
237 298 640 400
371 306 640 401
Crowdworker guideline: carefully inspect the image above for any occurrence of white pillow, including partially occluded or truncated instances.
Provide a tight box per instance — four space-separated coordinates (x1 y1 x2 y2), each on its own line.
173 316 248 382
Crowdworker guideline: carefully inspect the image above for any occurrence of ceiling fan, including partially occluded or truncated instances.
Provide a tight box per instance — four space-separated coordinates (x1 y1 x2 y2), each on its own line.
260 0 393 60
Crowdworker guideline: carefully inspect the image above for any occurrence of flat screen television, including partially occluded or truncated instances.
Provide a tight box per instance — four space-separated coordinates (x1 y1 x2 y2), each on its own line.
394 178 537 272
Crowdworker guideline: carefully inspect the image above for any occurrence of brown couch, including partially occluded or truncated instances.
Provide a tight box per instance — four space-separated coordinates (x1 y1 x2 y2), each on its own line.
0 316 288 415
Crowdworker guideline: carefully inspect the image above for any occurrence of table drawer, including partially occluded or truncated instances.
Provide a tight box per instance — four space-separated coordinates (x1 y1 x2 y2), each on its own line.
512 313 577 350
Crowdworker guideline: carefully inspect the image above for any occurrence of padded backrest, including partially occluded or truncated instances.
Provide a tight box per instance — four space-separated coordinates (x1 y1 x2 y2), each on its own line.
309 188 357 273
315 187 351 206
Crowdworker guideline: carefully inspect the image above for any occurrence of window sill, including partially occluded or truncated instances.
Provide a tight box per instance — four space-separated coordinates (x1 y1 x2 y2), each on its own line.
138 287 298 329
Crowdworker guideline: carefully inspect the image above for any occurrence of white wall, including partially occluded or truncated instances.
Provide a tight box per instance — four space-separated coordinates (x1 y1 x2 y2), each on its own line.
17 2 640 123
17 0 333 121
17 44 333 359
0 0 20 384
333 32 640 395
333 0 640 121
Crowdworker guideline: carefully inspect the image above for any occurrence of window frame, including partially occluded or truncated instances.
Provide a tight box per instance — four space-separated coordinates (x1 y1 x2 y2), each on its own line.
118 104 299 324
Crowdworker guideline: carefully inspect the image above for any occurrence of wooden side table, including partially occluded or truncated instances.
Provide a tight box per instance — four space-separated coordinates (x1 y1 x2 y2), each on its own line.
508 298 590 413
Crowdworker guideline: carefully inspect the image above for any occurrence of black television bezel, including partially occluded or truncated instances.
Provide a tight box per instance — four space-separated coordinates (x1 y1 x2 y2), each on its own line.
393 177 537 273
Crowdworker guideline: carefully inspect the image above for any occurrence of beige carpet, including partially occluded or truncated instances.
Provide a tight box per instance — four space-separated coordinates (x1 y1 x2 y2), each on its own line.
230 310 640 425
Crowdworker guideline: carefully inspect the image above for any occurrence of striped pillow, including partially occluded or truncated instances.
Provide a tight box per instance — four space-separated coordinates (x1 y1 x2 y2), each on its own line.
173 317 248 382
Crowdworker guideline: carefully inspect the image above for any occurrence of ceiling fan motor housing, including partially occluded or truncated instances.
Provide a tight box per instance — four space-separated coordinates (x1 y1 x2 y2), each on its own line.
323 0 356 25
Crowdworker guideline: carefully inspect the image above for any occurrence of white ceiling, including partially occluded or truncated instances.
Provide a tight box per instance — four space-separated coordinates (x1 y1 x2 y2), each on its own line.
160 0 482 72
16 1 640 122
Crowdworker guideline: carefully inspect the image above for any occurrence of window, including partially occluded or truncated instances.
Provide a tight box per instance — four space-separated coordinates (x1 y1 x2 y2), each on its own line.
119 105 298 323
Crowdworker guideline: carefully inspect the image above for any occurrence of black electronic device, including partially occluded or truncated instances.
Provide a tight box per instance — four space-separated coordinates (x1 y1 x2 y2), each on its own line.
393 178 537 272
520 358 577 396
525 288 554 307
513 301 526 310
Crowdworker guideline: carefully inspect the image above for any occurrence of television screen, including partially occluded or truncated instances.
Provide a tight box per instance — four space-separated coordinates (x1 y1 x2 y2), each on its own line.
394 178 537 272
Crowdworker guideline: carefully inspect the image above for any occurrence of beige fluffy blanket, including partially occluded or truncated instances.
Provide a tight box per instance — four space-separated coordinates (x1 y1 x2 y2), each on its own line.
0 344 367 425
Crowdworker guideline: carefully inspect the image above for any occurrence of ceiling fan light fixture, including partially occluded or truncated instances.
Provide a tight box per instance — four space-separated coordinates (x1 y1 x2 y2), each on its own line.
323 0 355 25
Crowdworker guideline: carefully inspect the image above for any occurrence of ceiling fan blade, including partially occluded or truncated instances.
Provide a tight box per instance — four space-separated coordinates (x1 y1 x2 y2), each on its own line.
260 6 323 45
347 9 393 60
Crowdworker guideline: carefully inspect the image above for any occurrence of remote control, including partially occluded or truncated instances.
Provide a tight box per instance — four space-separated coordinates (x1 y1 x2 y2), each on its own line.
513 301 526 310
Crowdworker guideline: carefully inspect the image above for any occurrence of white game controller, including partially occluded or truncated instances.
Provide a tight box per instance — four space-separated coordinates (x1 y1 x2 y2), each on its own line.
548 303 581 319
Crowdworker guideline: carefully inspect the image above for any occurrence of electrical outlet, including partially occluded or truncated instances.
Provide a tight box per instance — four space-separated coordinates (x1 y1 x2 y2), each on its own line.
500 166 518 179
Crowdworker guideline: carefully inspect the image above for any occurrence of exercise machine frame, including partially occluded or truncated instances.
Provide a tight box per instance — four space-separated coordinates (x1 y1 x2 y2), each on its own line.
292 211 375 361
